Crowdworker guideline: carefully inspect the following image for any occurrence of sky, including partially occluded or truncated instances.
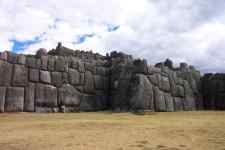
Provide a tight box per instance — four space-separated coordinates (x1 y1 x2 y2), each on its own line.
1 0 225 73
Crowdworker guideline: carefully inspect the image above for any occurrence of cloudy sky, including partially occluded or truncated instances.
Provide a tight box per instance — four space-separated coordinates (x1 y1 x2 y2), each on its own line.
1 0 225 73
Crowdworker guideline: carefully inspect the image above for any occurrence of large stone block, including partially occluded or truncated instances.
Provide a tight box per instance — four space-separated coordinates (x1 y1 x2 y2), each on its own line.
24 83 35 112
29 68 39 82
174 97 184 111
80 95 97 111
0 87 6 112
26 56 36 68
159 75 170 92
148 74 159 86
85 62 95 73
12 64 28 86
84 71 94 93
35 84 57 107
40 70 51 84
47 56 55 71
62 72 69 84
129 74 154 110
58 84 81 107
94 75 104 90
40 56 48 70
70 57 79 69
51 72 62 87
5 87 24 112
0 60 13 86
68 69 80 85
79 73 85 85
164 93 174 112
154 87 166 112
55 56 67 72
78 61 85 73
96 67 106 76
175 85 185 97
183 81 196 111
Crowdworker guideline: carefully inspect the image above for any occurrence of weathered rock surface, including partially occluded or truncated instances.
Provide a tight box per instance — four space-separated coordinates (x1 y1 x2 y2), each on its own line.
0 60 13 86
0 87 6 112
1 43 221 113
35 84 57 108
12 64 28 86
129 74 154 110
5 87 24 112
58 84 81 108
24 83 35 112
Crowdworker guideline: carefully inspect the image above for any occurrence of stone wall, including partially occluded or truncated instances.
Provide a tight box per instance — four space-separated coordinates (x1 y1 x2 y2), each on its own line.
0 44 208 113
201 73 225 110
109 54 203 112
0 47 109 113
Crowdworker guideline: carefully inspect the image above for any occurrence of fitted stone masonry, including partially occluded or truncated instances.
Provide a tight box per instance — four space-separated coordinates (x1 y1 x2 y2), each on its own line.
0 44 223 113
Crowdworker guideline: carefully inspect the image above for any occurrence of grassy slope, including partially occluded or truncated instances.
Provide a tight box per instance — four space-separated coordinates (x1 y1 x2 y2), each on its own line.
0 111 225 150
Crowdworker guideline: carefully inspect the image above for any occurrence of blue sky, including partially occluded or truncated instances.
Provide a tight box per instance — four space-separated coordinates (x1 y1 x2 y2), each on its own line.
1 0 225 73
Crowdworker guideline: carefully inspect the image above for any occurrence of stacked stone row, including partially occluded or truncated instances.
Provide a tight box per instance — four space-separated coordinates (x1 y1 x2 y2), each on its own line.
110 58 201 112
0 51 109 113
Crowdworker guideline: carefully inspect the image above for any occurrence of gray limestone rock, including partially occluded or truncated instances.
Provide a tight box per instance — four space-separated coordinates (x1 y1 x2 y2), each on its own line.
51 72 62 87
24 83 35 112
164 93 174 112
5 87 24 112
154 87 166 112
159 75 170 92
0 87 6 112
0 60 13 86
55 56 67 72
174 97 184 111
40 56 48 70
47 56 55 71
94 75 104 90
35 83 57 108
40 70 51 84
12 64 28 86
29 68 39 82
68 68 80 85
58 84 81 107
84 71 94 93
129 74 154 111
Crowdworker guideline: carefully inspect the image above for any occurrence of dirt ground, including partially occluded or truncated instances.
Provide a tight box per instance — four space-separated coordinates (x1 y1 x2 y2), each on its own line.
0 111 225 150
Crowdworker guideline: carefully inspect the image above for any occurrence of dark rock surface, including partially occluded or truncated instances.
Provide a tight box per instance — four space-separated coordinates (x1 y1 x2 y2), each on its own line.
5 87 24 112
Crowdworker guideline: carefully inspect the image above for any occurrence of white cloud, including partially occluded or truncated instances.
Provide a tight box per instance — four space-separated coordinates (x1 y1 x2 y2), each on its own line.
1 0 225 73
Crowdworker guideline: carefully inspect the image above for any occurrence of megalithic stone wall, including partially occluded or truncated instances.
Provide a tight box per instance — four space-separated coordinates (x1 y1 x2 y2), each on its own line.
201 73 225 110
0 47 109 113
0 44 206 113
109 53 203 112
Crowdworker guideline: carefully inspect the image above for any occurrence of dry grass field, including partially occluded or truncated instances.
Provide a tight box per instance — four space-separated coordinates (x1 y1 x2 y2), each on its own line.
0 111 225 150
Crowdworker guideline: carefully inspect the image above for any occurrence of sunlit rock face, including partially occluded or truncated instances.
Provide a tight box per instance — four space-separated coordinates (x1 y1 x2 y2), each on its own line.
0 43 221 113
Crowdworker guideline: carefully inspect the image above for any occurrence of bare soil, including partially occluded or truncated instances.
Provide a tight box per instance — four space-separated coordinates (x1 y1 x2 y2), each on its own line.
0 111 225 150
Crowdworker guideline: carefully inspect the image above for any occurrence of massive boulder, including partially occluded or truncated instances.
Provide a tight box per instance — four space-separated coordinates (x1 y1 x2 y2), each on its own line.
24 83 35 112
129 74 154 111
154 86 166 112
84 71 94 93
12 64 28 86
0 87 6 112
58 84 81 112
0 60 13 86
35 84 57 112
5 87 24 112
